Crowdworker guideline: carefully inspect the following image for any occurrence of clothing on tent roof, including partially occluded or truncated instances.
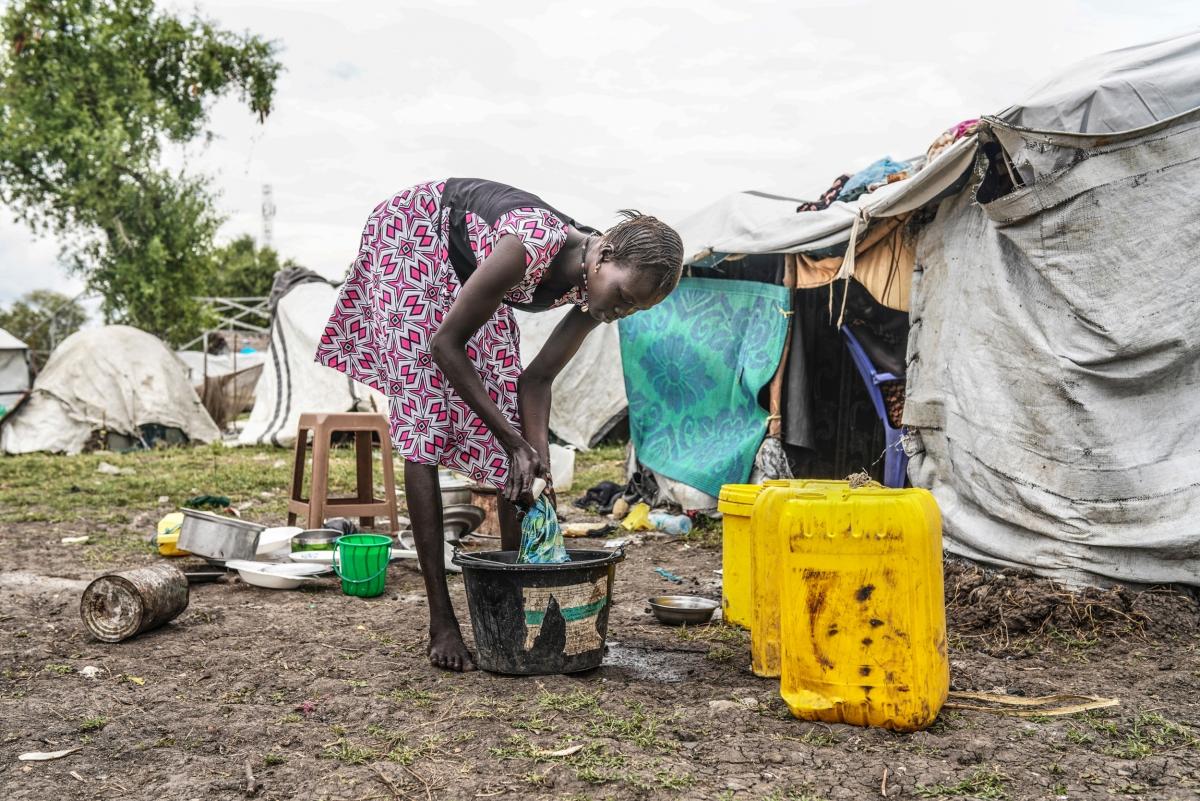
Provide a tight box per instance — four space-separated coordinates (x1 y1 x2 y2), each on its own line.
837 157 911 203
315 179 592 490
926 119 980 163
796 174 851 212
618 277 790 498
790 215 916 312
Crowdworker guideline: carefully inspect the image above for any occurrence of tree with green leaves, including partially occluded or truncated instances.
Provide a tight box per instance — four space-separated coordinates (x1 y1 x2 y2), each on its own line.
0 289 88 371
211 234 300 299
0 0 282 345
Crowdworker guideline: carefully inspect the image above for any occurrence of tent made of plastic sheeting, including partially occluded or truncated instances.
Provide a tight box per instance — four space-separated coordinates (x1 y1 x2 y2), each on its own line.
0 325 220 454
176 350 265 386
237 282 385 447
904 35 1200 588
675 135 978 266
0 328 31 411
511 306 626 450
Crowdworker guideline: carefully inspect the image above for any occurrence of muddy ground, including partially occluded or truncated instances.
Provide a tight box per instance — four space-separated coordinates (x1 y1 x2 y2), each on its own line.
2 449 1200 800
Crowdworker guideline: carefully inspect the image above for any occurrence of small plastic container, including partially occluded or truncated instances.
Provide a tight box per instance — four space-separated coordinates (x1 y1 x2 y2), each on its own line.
648 512 692 536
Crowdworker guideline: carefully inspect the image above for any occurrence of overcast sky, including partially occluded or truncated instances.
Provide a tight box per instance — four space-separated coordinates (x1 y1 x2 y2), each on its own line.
1 0 1195 316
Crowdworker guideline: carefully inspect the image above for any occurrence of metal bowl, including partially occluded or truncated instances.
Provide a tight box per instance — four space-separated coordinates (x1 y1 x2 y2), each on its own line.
647 595 720 626
291 528 341 552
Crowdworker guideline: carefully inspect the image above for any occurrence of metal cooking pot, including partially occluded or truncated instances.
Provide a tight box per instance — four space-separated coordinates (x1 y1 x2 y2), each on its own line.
291 529 341 552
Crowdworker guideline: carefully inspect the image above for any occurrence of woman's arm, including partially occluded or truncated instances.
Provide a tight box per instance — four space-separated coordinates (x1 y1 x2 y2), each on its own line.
518 305 602 502
430 236 543 504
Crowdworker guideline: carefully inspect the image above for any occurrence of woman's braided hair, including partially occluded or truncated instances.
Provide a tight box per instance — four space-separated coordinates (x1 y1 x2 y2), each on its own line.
602 210 684 295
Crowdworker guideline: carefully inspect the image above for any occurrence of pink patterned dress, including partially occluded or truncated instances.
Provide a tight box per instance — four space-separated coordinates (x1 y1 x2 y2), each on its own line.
315 179 590 489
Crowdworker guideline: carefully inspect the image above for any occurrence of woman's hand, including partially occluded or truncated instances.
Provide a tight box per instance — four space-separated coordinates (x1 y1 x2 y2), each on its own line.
504 439 546 507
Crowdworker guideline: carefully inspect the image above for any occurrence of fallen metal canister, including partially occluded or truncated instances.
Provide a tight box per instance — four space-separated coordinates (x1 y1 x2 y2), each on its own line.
80 563 190 643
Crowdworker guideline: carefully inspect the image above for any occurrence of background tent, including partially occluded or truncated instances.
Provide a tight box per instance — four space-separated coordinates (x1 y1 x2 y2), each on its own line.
237 281 385 447
511 306 626 450
0 328 31 411
0 325 220 454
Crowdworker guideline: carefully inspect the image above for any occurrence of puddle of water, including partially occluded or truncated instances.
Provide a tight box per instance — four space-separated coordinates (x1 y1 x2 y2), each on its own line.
600 639 707 683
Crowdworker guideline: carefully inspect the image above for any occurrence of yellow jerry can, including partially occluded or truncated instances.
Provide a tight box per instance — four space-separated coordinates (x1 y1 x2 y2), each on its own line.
778 488 948 731
717 484 764 629
749 480 848 677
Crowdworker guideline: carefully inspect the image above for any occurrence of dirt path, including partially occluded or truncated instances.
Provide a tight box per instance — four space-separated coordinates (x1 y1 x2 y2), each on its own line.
3 517 1199 801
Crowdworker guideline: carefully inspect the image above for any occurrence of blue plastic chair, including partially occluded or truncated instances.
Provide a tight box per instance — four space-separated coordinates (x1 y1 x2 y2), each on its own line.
841 326 908 488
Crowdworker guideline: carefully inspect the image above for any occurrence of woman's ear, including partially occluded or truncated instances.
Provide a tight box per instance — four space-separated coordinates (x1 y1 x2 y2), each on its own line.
599 242 615 263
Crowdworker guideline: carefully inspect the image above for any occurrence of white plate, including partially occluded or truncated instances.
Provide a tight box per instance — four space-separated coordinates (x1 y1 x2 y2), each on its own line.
290 549 418 565
256 526 303 555
227 560 330 590
289 550 334 565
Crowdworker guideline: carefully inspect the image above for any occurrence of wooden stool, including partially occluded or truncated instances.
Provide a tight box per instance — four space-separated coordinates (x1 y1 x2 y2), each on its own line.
287 412 400 533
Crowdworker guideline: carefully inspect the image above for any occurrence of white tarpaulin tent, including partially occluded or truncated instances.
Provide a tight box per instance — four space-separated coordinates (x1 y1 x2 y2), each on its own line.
0 325 220 454
905 32 1200 587
0 328 31 411
667 31 1200 587
511 306 627 450
238 282 385 447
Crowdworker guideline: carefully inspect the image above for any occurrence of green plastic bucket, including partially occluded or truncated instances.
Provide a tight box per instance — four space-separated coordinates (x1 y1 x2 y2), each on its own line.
332 534 391 598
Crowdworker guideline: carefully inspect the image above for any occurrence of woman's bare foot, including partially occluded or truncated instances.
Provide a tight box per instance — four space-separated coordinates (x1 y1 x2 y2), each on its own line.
428 626 476 672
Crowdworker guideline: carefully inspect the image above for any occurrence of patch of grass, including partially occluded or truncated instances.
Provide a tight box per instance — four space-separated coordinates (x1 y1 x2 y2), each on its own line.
763 788 829 801
927 710 964 734
43 664 74 675
324 738 379 765
674 622 746 645
263 753 286 766
654 769 694 790
79 716 108 732
1104 712 1199 759
344 679 368 688
523 770 552 786
489 734 541 761
538 689 600 714
705 644 736 662
916 766 1008 799
221 686 256 704
366 724 408 748
586 702 672 750
388 684 438 706
0 444 365 525
278 713 303 724
513 713 556 733
1066 727 1095 745
683 515 722 549
388 733 468 766
569 443 626 497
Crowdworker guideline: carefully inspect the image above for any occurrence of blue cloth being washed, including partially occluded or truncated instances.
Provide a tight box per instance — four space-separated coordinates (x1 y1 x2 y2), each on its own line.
517 496 567 564
619 277 791 498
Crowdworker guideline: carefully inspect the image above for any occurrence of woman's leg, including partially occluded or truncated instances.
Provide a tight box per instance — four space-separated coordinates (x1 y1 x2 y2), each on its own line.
405 459 475 672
